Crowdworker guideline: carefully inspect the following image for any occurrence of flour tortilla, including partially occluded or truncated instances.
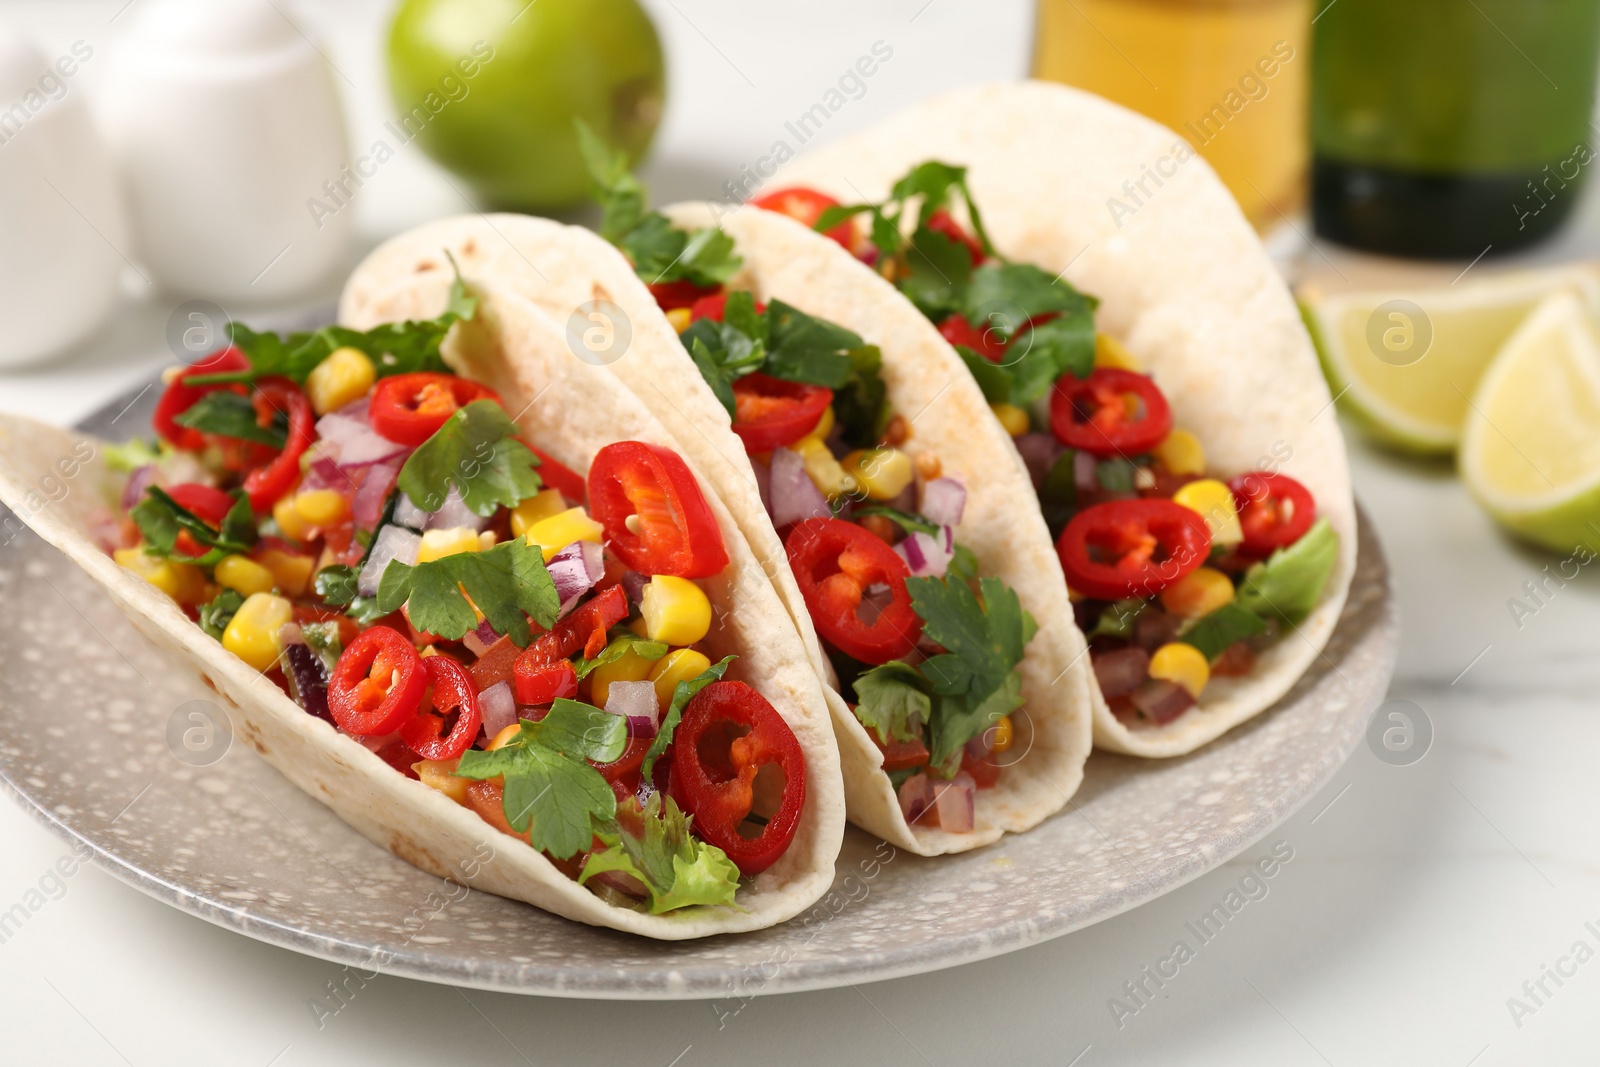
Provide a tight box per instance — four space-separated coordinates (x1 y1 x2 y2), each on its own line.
0 271 843 938
770 80 1357 757
339 212 1095 855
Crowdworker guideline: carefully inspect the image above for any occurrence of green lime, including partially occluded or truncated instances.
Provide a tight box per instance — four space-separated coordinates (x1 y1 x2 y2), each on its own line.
387 0 665 211
1299 264 1600 455
1461 290 1600 553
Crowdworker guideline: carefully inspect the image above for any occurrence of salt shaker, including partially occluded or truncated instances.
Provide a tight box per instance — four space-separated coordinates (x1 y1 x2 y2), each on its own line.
0 22 126 367
101 0 351 304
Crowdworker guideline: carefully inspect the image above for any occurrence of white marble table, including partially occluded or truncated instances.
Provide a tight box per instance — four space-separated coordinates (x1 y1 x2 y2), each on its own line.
2 1 1598 1063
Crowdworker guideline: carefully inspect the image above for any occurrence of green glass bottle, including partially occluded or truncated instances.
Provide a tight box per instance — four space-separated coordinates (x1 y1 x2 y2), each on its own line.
1312 0 1600 258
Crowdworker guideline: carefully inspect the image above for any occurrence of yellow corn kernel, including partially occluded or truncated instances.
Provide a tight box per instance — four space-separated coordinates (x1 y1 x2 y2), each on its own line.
1149 642 1210 699
221 592 293 672
666 307 693 333
305 346 375 415
113 548 207 604
841 447 915 501
1153 428 1206 476
792 436 857 499
523 507 604 561
477 530 498 551
640 576 713 647
589 648 659 707
649 648 712 708
415 527 483 564
798 404 835 445
509 488 568 536
990 403 1030 437
1159 566 1235 618
293 489 348 527
257 549 314 598
271 493 313 542
214 554 276 597
414 758 469 803
989 714 1014 754
1172 478 1243 546
487 724 521 751
1094 332 1141 371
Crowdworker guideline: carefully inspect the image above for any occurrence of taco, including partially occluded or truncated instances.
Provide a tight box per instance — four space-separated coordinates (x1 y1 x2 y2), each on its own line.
0 261 844 938
337 169 1095 859
760 81 1357 757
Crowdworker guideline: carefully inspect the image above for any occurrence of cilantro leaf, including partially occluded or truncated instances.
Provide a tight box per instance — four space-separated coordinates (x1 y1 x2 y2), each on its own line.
955 345 1013 405
197 588 244 640
1096 458 1138 494
538 698 629 763
1180 602 1269 660
851 505 941 537
927 671 1024 774
887 160 993 251
851 661 931 745
641 655 736 781
299 620 344 673
345 596 389 626
573 630 670 681
762 300 865 388
832 345 890 449
898 226 973 321
375 537 558 645
314 564 359 607
961 262 1091 324
946 543 979 583
396 400 543 517
1087 598 1145 641
580 793 742 913
999 306 1097 404
575 119 647 242
1235 518 1339 625
172 391 286 448
1039 451 1077 539
131 486 257 566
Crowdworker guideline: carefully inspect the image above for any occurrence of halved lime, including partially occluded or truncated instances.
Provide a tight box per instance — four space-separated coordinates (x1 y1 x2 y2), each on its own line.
1461 291 1600 553
1299 264 1600 455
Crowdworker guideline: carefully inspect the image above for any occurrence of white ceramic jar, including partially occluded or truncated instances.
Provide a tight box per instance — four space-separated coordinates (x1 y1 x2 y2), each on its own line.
0 23 126 367
102 0 351 304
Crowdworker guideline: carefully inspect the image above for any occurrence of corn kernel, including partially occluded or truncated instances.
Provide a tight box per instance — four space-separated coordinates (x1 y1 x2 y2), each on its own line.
1159 566 1235 618
666 307 693 333
841 447 914 501
990 403 1030 437
1172 478 1243 545
114 548 207 604
215 554 276 597
509 489 568 536
415 526 484 564
649 648 712 709
487 724 521 750
271 493 312 542
989 714 1014 753
415 758 469 803
791 436 856 499
798 405 835 445
640 576 712 646
522 507 604 561
222 592 293 672
1094 332 1141 371
1153 428 1206 476
1149 642 1210 698
305 346 375 415
256 549 314 598
589 648 660 706
293 488 348 527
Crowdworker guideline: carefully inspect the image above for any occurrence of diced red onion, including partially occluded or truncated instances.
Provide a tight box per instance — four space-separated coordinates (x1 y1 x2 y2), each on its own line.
283 642 331 723
426 485 489 532
587 868 651 900
1131 678 1195 724
277 621 305 647
1074 450 1099 494
1093 646 1151 699
898 773 935 826
965 731 994 760
932 773 976 832
605 681 659 737
621 570 650 607
316 401 409 470
351 459 402 531
549 541 604 618
357 730 401 752
478 681 516 739
1014 433 1064 489
391 492 430 530
463 617 499 658
894 529 954 578
357 524 420 596
769 446 830 528
1132 609 1183 652
919 477 967 527
121 464 158 510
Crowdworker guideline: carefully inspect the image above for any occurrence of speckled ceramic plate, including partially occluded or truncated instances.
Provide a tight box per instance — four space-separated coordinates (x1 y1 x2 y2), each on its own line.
0 380 1396 999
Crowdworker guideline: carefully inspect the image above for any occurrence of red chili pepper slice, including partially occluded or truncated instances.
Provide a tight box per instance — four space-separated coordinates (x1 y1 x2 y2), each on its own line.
730 373 833 452
1229 472 1317 557
1057 499 1211 600
687 291 768 324
327 626 427 737
750 186 855 250
152 347 251 451
368 372 500 447
937 313 1006 363
924 209 985 265
648 279 720 312
512 658 578 706
164 483 236 525
527 444 587 505
1049 368 1173 458
587 442 729 578
399 655 483 761
241 379 315 513
669 680 806 876
785 518 923 664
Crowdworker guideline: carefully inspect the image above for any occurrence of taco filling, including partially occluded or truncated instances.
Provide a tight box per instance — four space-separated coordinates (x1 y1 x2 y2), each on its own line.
97 275 809 912
755 165 1339 729
582 135 1038 832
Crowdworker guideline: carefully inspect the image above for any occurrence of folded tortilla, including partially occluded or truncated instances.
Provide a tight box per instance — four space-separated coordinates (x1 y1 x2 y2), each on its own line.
0 269 844 938
340 212 1095 856
769 81 1358 757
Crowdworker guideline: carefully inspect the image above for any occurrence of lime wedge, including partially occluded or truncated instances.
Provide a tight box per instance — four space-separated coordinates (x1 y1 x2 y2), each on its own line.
1299 264 1600 454
1461 290 1600 553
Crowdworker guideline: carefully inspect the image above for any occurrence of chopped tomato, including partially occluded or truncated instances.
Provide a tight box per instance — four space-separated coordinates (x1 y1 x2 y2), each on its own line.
925 209 985 265
1057 499 1211 600
512 658 578 706
1050 367 1173 457
688 291 767 324
873 732 929 772
648 279 720 311
750 186 855 249
165 483 236 525
594 734 651 803
937 313 1006 362
327 626 427 737
369 373 501 446
1229 472 1316 557
730 373 833 452
241 379 315 513
785 518 922 664
401 655 482 761
464 780 531 844
152 347 250 450
587 442 729 578
510 585 629 690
